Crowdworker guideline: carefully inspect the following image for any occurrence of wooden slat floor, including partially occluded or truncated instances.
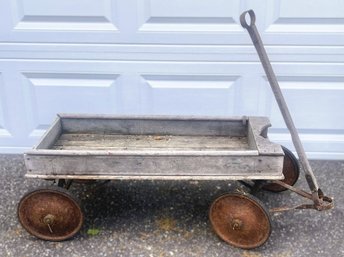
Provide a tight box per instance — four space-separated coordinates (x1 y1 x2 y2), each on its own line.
53 133 250 151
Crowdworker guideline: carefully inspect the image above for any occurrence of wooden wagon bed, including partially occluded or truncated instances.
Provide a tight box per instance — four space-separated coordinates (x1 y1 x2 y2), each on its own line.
24 114 284 181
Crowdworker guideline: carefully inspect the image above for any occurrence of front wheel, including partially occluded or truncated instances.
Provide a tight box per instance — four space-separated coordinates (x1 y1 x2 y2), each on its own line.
209 193 272 249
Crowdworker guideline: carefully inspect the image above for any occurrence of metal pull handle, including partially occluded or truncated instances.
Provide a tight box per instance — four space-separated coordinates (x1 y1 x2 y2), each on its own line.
239 10 331 209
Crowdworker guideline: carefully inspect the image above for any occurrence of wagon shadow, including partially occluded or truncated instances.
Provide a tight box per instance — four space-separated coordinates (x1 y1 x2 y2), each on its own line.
72 180 261 235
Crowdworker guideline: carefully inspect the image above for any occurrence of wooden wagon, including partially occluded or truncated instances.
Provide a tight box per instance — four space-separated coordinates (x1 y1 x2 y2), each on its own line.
18 114 298 248
17 10 332 249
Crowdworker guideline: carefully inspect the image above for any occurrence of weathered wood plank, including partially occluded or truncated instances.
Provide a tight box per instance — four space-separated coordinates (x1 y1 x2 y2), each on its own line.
35 117 62 149
60 115 247 137
25 174 285 181
248 117 284 156
25 149 259 156
52 133 249 150
25 154 283 177
52 146 249 151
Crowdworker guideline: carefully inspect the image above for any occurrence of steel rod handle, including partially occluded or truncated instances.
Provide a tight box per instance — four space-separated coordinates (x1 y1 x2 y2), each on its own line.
240 10 320 197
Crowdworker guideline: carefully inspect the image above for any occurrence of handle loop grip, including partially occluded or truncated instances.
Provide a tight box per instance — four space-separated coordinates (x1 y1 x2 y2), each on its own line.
240 9 256 29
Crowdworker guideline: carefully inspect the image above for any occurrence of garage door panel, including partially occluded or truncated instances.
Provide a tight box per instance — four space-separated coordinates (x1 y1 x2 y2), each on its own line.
1 0 121 42
267 76 344 132
0 72 14 151
278 0 344 18
265 0 344 44
269 133 344 159
22 72 120 136
12 0 118 31
0 73 4 130
140 75 240 115
138 0 241 32
301 135 344 153
15 0 114 18
0 73 11 138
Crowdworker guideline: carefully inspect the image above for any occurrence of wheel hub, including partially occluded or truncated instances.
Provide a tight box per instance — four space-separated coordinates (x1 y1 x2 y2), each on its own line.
230 218 243 231
43 214 55 225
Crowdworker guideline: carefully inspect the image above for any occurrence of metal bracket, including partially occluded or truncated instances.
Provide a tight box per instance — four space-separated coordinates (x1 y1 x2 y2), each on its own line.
269 181 333 212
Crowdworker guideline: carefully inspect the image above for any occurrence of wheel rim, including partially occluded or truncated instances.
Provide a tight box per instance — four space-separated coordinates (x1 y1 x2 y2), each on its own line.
263 146 300 192
209 193 271 249
18 188 83 241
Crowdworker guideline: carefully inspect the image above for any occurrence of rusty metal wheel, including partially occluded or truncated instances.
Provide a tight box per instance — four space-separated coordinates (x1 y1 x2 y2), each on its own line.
263 146 300 192
209 193 271 249
18 187 83 241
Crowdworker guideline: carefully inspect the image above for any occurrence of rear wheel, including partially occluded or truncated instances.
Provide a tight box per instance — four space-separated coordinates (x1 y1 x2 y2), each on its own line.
263 146 300 192
18 187 83 241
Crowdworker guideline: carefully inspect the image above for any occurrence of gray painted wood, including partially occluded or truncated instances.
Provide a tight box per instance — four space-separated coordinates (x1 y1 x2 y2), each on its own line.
60 114 247 137
25 155 283 178
25 174 284 181
25 149 259 156
35 117 62 149
52 134 250 151
248 117 284 156
25 114 284 180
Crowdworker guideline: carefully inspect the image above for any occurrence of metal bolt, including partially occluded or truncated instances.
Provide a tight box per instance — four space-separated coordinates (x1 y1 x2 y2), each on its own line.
231 219 243 230
43 214 55 225
43 214 55 234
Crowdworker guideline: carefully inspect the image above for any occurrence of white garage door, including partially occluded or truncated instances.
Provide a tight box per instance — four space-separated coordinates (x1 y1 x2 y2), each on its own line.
0 0 343 159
